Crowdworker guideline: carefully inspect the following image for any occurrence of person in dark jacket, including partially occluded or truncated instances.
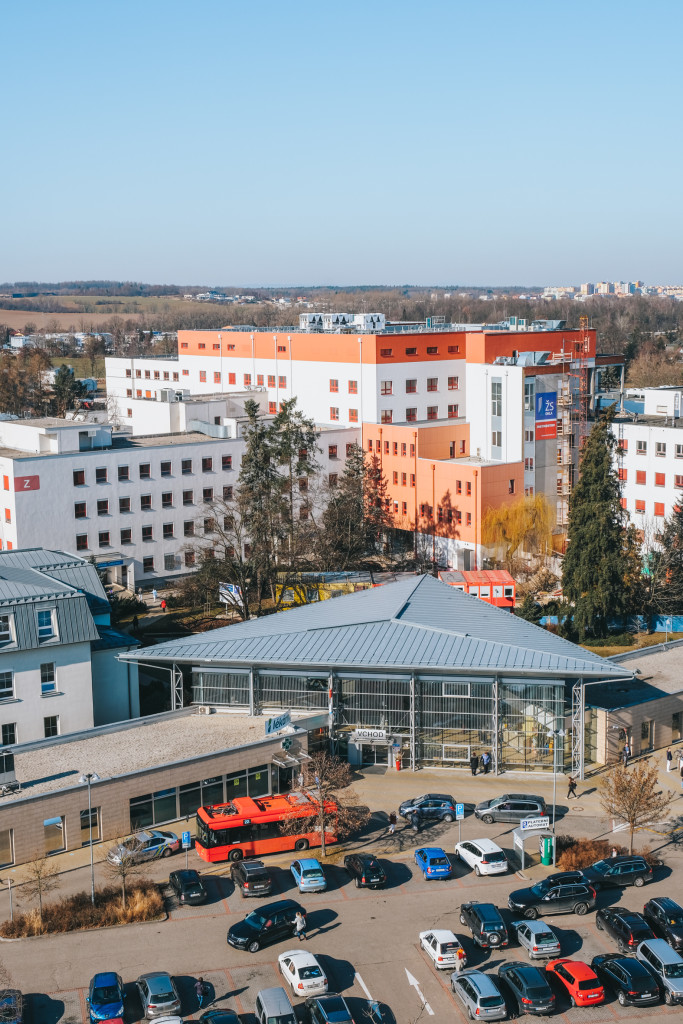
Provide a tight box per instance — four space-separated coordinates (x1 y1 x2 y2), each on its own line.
469 753 479 776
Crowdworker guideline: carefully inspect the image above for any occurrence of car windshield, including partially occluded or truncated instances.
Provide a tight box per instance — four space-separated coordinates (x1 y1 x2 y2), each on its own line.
664 964 683 979
302 869 323 878
150 987 174 1001
486 852 507 862
484 921 504 930
430 857 449 865
578 979 598 991
480 996 504 1008
669 916 683 926
300 965 323 979
268 1016 296 1024
244 911 266 929
93 985 120 1003
591 860 610 875
527 987 550 999
441 942 459 952
536 932 557 944
530 883 548 897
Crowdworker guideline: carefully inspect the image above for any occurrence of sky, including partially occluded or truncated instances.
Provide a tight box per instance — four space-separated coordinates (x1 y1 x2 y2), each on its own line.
4 0 683 287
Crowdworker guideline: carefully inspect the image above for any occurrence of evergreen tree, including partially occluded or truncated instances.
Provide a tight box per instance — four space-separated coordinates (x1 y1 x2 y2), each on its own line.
364 451 393 555
321 443 366 567
562 409 641 638
52 363 86 416
271 398 320 558
515 593 543 624
653 495 683 613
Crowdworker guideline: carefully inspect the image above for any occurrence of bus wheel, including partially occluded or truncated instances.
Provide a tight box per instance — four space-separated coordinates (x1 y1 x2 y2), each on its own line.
228 849 243 862
294 839 309 852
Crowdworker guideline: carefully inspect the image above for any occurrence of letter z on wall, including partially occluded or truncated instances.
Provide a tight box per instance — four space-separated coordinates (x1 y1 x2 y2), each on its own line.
14 476 40 491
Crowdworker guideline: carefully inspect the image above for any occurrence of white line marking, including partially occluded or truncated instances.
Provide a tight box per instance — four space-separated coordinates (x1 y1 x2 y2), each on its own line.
355 972 373 1001
405 968 434 1016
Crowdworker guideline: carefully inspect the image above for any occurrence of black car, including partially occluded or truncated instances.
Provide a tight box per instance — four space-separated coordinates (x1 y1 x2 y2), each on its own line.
398 793 458 822
643 897 683 951
541 871 586 887
169 868 207 905
306 992 354 1024
582 855 653 889
199 1011 241 1024
230 858 273 898
595 907 654 952
591 953 661 1006
459 901 509 949
497 961 556 1016
344 853 387 889
508 880 596 919
227 898 305 952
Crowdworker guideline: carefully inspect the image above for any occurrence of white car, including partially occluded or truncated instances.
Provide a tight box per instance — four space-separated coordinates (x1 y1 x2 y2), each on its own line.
278 949 328 997
419 929 467 970
454 838 508 876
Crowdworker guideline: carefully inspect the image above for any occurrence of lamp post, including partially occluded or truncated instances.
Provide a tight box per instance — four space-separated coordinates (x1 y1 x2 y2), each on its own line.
551 727 565 868
79 771 100 905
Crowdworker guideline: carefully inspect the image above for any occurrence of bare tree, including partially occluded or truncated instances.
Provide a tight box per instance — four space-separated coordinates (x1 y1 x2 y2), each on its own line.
21 855 61 927
104 836 146 908
600 759 674 854
280 751 370 858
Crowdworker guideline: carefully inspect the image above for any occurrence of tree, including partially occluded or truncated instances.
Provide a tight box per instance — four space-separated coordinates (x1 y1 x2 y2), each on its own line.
652 497 683 613
562 409 641 638
52 364 86 416
22 855 60 927
280 751 370 858
271 398 320 559
600 759 673 854
105 836 146 909
83 334 105 377
515 593 543 624
320 443 367 568
364 452 393 555
482 494 554 569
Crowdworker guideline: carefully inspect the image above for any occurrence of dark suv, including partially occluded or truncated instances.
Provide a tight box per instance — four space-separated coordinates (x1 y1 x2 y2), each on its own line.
595 907 654 951
583 855 653 889
398 793 458 822
474 794 546 825
591 953 661 1006
227 898 305 952
508 879 596 918
643 897 683 951
343 853 387 889
459 901 509 949
497 962 555 1016
230 859 273 898
305 992 354 1024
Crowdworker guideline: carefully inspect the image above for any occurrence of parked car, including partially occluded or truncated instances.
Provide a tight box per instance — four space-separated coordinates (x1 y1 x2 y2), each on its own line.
419 929 466 970
231 859 273 898
508 879 596 918
227 899 306 952
86 972 124 1022
455 838 508 876
450 969 507 1021
582 855 653 889
290 858 327 893
459 901 509 949
497 961 556 1016
107 830 179 865
474 794 546 825
344 853 387 888
595 907 654 952
199 1011 241 1024
255 987 296 1024
278 950 328 998
136 972 181 1019
0 991 24 1024
168 869 207 905
636 938 683 1005
545 959 604 1007
414 846 452 880
398 793 458 822
591 953 661 1006
512 920 562 960
305 992 354 1024
643 897 683 951
539 870 586 887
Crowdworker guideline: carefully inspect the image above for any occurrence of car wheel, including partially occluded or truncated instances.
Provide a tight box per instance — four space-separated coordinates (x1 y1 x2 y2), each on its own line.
443 813 454 823
355 877 361 888
467 1007 474 1020
569 995 576 1007
248 940 260 953
595 917 603 930
523 907 538 920
460 913 466 925
423 872 428 881
228 849 243 862
634 875 645 887
474 865 481 876
482 814 494 825
665 990 674 1005
574 902 588 916
617 990 628 1006
294 838 309 852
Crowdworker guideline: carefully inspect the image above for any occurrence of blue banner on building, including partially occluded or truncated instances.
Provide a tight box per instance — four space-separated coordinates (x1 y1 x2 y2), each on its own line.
535 392 557 439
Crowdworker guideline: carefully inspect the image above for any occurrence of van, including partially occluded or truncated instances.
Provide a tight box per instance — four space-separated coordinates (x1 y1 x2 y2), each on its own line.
255 986 297 1024
636 938 683 1004
474 794 546 825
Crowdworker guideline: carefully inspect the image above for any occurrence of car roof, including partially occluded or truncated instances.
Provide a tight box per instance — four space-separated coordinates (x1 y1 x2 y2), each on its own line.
498 793 544 800
470 902 500 914
520 920 556 934
172 869 200 881
649 896 683 910
607 855 647 864
295 858 322 869
421 929 460 942
257 987 293 1009
261 899 302 912
280 949 319 966
241 860 267 870
93 972 119 986
424 793 455 800
356 852 380 861
552 959 595 980
459 970 501 995
419 847 449 857
467 838 504 852
638 938 683 960
133 831 153 841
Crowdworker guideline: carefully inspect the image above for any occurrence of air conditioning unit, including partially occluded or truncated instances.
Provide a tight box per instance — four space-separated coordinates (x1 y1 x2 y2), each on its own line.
197 705 213 715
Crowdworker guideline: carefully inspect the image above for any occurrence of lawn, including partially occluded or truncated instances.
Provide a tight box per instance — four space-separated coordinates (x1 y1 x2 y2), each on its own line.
51 355 105 379
581 632 683 657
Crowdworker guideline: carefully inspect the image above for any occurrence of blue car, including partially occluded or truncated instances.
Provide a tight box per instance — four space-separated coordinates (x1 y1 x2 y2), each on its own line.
291 857 327 892
414 847 453 880
86 972 124 1022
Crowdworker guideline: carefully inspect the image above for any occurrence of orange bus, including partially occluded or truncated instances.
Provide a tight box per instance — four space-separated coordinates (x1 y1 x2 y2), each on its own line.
195 790 338 863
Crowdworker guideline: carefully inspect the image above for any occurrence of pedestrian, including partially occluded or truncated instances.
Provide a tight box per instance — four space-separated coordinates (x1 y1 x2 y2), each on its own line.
388 811 397 835
622 744 630 767
667 747 673 772
680 763 683 792
469 752 479 776
160 598 167 613
481 751 491 775
137 586 143 600
195 978 207 1008
132 615 139 630
452 947 466 973
152 587 158 604
297 771 304 789
409 807 421 833
295 909 307 941
611 846 618 858
567 776 578 799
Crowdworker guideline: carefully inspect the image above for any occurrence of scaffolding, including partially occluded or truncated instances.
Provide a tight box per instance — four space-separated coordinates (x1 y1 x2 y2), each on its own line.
571 679 585 779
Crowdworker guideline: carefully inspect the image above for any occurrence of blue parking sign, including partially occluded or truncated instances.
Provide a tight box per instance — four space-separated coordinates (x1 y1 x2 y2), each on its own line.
182 831 192 849
455 803 465 820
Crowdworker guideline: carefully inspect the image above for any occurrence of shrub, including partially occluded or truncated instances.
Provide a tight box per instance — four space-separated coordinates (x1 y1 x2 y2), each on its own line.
0 880 163 937
556 835 661 870
109 594 147 624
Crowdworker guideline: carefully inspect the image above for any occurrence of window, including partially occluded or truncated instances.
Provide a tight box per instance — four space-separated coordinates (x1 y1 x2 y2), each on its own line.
267 374 276 388
199 370 207 383
223 485 233 500
656 442 667 457
405 347 417 355
158 493 172 511
73 469 85 486
427 377 438 392
509 479 516 494
346 443 354 457
125 368 132 377
655 472 665 486
466 481 472 496
635 499 646 513
0 616 11 647
37 610 54 641
524 380 534 411
636 470 646 485
380 348 393 357
40 663 56 695
426 346 438 355
276 375 286 389
654 502 665 517
95 467 107 484
328 445 338 459
163 553 177 572
675 475 683 488
179 459 192 477
268 402 277 414
97 499 108 516
140 463 151 479
348 380 358 394
44 813 64 853
401 443 406 456
213 371 221 384
525 457 534 471
525 429 534 442
456 480 462 495
117 465 130 483
448 376 459 390
74 501 87 519
184 521 195 537
136 389 142 398
381 409 393 423
135 369 142 378
140 494 152 510
348 408 358 422
162 523 174 539
330 407 339 421
466 512 472 526
76 534 88 551
329 379 339 392
637 440 647 455
1 724 16 745
44 717 59 739
3 509 9 524
328 473 338 487
427 406 438 420
98 531 110 547
380 381 393 395
401 472 407 486
184 551 195 568
448 404 458 418
491 381 502 417
173 373 179 381
406 379 417 393
0 672 13 699
120 528 132 545
393 442 398 455
393 471 398 485
202 457 213 472
492 430 502 447
0 828 13 868
410 473 416 487
410 443 415 456
144 369 151 378
677 445 683 459
183 490 193 505
222 455 232 471
203 487 213 502
673 711 681 742
143 556 154 572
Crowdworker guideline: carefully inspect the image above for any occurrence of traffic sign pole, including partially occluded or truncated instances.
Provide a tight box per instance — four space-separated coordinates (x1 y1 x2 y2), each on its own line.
182 829 192 869
455 803 465 845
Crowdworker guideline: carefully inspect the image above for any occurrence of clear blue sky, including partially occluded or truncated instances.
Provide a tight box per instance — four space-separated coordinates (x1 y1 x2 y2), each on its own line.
4 0 682 287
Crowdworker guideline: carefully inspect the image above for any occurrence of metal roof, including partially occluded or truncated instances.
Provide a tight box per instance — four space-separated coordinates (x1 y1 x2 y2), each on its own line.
0 548 109 614
122 575 631 680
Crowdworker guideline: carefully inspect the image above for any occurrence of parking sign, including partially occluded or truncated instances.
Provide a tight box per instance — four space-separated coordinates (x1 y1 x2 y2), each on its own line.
455 803 465 820
182 831 192 849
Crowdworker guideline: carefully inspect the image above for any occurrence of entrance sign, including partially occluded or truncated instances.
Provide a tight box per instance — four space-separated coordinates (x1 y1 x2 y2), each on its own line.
520 816 550 831
352 728 387 742
265 711 291 735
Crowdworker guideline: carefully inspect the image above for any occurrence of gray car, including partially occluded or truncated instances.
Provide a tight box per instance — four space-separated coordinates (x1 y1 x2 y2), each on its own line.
474 794 546 825
108 829 179 865
451 969 507 1020
512 919 562 960
136 972 181 1019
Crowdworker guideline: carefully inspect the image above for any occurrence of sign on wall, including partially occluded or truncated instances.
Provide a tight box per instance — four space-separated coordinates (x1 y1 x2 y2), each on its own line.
265 711 291 735
14 475 40 492
534 392 557 440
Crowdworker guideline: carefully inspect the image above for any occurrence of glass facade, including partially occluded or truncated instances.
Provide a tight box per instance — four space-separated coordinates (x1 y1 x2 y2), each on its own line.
129 764 271 830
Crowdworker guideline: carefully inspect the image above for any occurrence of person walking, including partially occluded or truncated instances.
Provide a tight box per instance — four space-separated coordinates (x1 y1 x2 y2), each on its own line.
295 910 307 941
469 752 479 776
152 587 158 604
622 742 631 767
388 811 397 835
195 978 207 1008
452 947 466 973
667 747 673 772
132 615 139 630
160 598 167 613
137 586 143 600
611 846 618 858
408 807 421 833
481 751 491 775
567 776 578 799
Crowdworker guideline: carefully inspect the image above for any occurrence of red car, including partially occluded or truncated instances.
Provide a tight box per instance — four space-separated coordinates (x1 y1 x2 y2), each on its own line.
546 958 604 1007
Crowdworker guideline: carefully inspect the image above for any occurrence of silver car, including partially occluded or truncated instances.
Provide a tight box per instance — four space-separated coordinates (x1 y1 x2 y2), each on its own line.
451 969 507 1020
107 829 179 865
512 919 562 959
136 972 181 1019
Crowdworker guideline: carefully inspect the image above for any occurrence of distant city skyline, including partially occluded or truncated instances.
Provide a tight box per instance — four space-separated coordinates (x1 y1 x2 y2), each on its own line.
4 0 682 285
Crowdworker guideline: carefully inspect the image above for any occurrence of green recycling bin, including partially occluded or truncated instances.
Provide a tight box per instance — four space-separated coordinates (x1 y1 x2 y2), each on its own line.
541 836 553 866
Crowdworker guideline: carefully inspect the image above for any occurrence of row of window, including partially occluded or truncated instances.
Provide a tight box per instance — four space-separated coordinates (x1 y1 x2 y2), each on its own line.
626 499 667 516
125 368 180 381
74 485 233 519
377 345 460 358
620 440 683 457
129 765 270 831
0 663 58 700
73 456 233 487
329 379 357 394
328 408 359 422
1 715 59 747
0 610 54 646
376 406 459 424
417 503 474 525
619 469 682 486
378 377 459 395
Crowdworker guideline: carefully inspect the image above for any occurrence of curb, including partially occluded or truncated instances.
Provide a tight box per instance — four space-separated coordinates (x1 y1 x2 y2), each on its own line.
0 909 168 942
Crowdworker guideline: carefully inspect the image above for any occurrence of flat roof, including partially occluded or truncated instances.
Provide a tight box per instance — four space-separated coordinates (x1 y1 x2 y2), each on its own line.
615 415 683 430
586 644 683 710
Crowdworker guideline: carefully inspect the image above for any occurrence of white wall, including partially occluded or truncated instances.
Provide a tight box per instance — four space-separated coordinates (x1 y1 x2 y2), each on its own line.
92 648 140 725
0 642 94 743
615 421 683 523
465 364 524 462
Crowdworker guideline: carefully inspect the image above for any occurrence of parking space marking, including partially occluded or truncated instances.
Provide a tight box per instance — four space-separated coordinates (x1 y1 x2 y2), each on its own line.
405 968 434 1016
355 971 373 1000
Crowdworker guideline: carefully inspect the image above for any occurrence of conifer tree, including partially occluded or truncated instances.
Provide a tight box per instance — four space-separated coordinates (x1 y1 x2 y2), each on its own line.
653 495 683 613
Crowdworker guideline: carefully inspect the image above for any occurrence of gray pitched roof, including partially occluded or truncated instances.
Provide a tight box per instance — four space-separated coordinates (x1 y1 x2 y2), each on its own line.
0 548 109 614
123 575 632 680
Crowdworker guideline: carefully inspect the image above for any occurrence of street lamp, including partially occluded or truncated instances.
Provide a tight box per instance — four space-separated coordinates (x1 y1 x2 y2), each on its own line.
551 727 565 868
79 772 100 905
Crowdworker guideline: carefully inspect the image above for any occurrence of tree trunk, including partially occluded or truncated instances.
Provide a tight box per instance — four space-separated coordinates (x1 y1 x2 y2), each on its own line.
629 825 634 855
320 805 326 859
